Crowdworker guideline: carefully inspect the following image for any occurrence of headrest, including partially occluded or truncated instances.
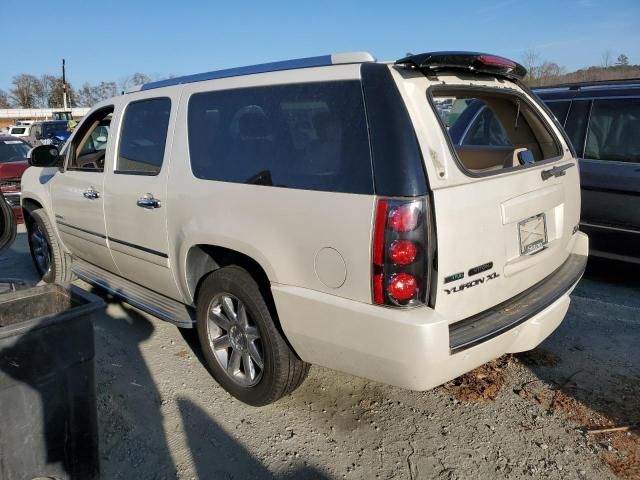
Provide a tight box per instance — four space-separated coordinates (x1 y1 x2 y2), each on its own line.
238 111 270 138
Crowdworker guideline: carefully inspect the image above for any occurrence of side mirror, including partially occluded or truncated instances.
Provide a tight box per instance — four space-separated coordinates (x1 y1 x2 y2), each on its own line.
29 145 61 167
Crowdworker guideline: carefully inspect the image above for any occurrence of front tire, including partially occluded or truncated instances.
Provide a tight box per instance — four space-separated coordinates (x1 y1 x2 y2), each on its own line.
196 266 309 406
27 208 74 283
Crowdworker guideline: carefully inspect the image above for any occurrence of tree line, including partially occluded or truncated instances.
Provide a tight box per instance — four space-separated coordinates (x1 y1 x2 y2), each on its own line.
1 51 636 108
0 73 152 109
521 50 637 86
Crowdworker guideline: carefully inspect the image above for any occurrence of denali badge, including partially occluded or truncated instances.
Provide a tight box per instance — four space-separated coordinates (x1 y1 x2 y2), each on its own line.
444 272 464 284
444 272 500 295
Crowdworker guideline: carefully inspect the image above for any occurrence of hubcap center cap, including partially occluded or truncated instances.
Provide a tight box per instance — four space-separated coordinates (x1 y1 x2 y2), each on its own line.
229 326 246 350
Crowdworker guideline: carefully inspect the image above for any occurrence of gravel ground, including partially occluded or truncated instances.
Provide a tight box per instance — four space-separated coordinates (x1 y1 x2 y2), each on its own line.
1 229 638 479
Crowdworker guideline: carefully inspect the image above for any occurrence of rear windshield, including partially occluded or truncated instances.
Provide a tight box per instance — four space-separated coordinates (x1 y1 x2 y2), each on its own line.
432 88 562 174
10 128 26 135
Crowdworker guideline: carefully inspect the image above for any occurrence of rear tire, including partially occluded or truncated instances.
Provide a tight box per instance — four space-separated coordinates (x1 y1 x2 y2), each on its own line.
27 208 74 283
196 266 309 406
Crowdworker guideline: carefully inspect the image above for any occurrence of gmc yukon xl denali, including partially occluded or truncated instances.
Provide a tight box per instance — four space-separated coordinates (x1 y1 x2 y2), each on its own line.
21 51 588 405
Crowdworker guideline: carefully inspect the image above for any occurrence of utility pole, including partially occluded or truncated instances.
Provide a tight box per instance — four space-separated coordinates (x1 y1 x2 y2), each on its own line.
62 58 68 110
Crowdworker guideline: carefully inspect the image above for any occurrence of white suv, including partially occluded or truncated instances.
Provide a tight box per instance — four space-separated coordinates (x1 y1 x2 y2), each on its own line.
21 51 588 405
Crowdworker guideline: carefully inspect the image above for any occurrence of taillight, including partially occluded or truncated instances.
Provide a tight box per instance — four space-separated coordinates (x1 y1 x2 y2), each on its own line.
372 197 430 307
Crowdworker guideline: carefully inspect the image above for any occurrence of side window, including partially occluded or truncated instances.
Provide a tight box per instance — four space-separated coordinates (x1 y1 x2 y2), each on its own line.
67 107 113 172
187 81 373 194
584 98 640 163
564 100 591 158
79 124 109 156
117 98 171 175
462 105 512 147
546 101 570 125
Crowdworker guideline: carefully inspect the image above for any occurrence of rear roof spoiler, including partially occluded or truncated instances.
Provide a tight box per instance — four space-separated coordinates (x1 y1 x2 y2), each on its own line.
396 51 527 80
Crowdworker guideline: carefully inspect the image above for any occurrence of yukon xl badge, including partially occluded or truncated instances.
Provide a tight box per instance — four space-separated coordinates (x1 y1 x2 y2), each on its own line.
444 272 500 295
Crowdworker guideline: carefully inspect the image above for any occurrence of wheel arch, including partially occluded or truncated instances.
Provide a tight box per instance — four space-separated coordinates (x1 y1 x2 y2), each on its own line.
21 197 44 226
185 244 275 314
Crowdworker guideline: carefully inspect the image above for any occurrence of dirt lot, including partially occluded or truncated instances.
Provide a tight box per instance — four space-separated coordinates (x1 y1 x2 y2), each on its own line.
2 229 638 479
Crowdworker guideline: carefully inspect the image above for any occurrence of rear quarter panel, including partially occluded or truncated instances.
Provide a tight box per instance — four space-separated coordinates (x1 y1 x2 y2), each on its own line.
166 65 377 305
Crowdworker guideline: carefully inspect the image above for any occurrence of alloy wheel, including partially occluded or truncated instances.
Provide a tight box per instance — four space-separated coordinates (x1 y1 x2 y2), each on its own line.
29 222 51 275
207 293 264 387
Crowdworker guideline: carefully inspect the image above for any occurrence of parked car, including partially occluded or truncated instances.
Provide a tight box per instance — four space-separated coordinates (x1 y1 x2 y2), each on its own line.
535 80 640 264
21 51 588 405
0 136 30 223
27 120 71 147
8 125 30 138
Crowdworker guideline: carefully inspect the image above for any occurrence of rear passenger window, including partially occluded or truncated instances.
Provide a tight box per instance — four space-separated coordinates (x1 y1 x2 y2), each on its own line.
117 98 171 175
546 101 570 125
584 98 640 163
187 82 373 194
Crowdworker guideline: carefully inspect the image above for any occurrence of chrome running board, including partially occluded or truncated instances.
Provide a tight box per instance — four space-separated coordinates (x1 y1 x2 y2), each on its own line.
72 258 195 328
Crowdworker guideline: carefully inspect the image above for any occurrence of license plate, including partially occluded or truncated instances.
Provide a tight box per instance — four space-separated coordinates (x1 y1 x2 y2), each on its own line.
519 213 548 255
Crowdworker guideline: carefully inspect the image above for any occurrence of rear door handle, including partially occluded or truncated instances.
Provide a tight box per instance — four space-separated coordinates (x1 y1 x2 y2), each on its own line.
137 193 161 209
541 163 574 181
83 187 100 200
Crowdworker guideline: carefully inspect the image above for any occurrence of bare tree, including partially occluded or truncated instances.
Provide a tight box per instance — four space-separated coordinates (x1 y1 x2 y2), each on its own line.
77 81 118 107
10 74 41 108
120 73 152 92
521 49 540 81
0 89 11 108
600 50 613 68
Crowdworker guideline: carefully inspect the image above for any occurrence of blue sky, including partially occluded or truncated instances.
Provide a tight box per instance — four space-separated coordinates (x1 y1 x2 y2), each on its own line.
2 0 639 91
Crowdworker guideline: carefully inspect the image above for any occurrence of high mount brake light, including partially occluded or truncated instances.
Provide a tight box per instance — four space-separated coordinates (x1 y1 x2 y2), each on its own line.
395 51 527 80
372 197 430 307
477 55 516 69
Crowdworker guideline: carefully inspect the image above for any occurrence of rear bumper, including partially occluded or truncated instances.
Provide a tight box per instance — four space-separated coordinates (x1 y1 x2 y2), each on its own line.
272 232 588 390
449 251 588 353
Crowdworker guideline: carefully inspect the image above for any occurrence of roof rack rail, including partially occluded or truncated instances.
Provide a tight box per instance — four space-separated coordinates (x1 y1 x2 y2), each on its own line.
533 78 640 91
135 52 376 92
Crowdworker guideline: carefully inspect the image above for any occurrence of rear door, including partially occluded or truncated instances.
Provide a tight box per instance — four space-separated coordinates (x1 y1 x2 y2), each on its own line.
393 68 580 321
577 97 640 261
103 91 182 300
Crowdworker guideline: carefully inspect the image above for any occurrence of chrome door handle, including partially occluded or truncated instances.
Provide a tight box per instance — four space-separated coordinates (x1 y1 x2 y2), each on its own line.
83 187 100 200
137 193 161 209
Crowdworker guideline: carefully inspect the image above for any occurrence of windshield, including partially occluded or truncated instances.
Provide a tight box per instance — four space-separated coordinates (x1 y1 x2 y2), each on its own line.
10 127 26 135
0 141 30 162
